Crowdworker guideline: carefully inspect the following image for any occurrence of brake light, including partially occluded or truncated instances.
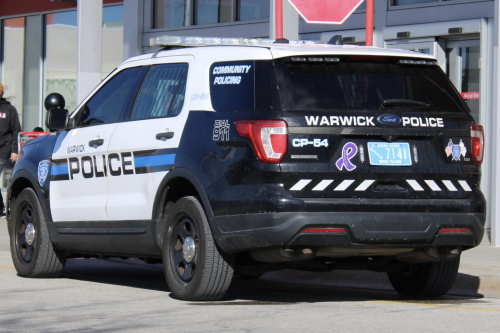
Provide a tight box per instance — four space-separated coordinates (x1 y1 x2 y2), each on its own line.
471 124 484 166
235 120 288 163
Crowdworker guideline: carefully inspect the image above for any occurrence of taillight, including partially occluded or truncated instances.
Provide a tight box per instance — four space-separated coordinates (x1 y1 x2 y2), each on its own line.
471 124 484 166
235 120 288 163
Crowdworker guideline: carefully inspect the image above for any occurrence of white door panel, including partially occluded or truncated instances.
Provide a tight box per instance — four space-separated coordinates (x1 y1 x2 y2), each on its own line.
50 125 117 221
106 56 193 221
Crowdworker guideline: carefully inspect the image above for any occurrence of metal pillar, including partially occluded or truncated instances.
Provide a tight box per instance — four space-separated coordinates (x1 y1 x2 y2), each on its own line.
366 0 374 46
270 0 298 40
123 0 144 61
76 0 103 104
490 0 500 246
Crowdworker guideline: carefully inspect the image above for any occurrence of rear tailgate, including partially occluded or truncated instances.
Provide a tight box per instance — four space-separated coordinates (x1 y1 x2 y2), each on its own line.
272 55 480 199
280 111 478 199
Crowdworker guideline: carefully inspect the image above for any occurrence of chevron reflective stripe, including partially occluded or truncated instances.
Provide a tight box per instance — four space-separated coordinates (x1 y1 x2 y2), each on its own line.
355 180 375 191
406 179 424 191
289 179 473 192
290 179 312 191
424 180 441 191
458 180 472 192
334 179 355 191
442 180 458 191
312 179 334 191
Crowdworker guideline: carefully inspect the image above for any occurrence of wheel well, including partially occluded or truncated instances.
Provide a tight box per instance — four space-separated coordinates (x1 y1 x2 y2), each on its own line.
154 177 202 248
9 177 34 204
7 177 35 223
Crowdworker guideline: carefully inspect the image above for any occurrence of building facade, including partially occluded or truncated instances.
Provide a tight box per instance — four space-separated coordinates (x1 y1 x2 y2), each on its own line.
1 0 498 244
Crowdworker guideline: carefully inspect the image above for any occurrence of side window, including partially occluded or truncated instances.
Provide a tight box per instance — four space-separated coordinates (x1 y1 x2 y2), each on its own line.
209 60 255 111
80 67 143 126
131 63 188 120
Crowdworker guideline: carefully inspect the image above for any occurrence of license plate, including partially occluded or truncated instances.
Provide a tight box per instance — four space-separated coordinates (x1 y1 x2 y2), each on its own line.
367 142 412 166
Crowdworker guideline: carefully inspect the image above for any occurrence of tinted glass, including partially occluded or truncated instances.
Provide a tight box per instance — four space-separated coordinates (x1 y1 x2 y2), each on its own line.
169 73 187 116
81 67 142 126
210 61 255 111
237 0 269 21
274 58 468 113
392 0 438 5
45 11 77 113
153 0 186 28
195 0 232 25
102 5 124 79
131 63 188 119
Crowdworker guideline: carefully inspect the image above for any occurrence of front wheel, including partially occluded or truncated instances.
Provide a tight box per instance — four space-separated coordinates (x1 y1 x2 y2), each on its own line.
163 196 234 301
388 257 460 298
10 188 66 277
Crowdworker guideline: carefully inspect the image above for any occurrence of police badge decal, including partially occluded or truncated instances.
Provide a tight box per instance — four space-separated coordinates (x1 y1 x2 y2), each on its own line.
445 139 467 161
38 160 50 186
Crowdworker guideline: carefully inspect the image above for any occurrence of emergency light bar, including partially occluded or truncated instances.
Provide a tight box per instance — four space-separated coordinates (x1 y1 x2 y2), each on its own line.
151 35 322 47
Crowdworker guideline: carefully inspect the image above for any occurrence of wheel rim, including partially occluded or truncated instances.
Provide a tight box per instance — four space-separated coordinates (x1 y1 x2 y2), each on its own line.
169 216 199 285
15 203 36 264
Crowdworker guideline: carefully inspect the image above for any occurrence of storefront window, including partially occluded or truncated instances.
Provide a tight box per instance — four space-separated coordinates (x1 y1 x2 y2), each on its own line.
44 11 77 113
1 18 25 120
102 5 124 79
237 0 269 21
153 0 187 28
393 0 439 5
195 0 232 25
1 17 25 188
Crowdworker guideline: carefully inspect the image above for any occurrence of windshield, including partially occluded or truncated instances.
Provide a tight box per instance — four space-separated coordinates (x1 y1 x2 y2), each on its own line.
274 57 469 113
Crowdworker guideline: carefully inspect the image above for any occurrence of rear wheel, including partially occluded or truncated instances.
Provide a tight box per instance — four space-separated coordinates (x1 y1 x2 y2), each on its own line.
163 196 234 301
388 257 460 298
10 188 66 277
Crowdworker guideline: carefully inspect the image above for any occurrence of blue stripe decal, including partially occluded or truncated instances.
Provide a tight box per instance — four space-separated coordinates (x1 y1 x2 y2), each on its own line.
51 164 69 175
134 154 176 168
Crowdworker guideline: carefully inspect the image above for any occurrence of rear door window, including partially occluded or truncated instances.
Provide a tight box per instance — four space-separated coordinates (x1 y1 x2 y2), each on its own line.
131 63 188 119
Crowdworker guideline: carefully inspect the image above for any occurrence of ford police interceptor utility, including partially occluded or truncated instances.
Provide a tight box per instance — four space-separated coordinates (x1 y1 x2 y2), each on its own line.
6 35 485 301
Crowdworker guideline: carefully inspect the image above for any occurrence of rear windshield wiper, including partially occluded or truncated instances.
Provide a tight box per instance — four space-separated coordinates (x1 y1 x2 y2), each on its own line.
381 99 430 108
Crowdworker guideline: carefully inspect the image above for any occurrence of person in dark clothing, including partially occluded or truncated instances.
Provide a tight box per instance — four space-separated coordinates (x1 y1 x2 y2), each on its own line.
0 82 22 215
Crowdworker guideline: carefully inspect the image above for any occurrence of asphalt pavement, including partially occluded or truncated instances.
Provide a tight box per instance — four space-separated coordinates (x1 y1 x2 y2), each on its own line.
1 217 500 332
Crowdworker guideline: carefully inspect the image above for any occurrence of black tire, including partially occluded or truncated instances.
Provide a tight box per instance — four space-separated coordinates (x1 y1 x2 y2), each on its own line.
163 196 234 301
10 188 66 277
388 257 460 298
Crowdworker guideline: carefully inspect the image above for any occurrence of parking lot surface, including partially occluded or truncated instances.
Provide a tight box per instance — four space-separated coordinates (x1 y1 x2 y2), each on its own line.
1 218 500 333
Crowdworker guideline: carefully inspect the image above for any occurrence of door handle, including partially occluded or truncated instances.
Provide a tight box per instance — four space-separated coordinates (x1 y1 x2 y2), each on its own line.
156 132 175 140
89 139 104 147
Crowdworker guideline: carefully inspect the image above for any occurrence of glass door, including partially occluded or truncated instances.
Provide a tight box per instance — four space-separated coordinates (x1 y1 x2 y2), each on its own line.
446 40 480 123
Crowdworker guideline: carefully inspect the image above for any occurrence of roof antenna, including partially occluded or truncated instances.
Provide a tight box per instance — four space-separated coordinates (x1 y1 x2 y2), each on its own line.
274 38 289 44
328 35 343 45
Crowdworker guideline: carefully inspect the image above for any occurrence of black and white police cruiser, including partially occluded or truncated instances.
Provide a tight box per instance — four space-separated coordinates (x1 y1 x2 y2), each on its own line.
7 35 486 301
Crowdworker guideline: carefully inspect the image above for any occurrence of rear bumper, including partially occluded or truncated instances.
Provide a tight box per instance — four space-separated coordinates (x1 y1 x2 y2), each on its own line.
210 210 485 254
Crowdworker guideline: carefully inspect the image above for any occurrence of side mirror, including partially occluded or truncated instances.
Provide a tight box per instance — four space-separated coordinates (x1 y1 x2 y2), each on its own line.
45 108 69 131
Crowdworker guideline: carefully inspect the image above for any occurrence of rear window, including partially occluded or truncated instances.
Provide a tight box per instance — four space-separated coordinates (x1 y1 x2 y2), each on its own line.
274 56 469 113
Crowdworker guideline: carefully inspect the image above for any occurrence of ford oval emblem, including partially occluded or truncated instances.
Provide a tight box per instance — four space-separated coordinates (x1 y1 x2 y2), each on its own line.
377 114 401 126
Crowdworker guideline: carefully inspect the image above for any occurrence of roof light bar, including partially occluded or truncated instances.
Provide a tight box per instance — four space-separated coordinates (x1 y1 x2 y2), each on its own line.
399 59 437 65
151 35 328 47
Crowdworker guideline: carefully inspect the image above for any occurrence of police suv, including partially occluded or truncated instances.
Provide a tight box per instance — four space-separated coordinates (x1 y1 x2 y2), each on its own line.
7 35 485 301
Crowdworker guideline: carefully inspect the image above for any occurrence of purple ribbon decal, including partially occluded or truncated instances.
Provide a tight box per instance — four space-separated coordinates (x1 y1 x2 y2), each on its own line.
336 142 358 171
